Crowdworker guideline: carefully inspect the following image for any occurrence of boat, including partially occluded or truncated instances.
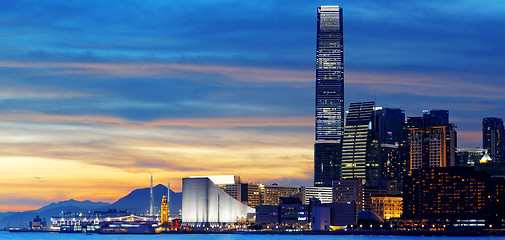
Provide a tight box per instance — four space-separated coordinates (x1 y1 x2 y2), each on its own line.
98 221 158 234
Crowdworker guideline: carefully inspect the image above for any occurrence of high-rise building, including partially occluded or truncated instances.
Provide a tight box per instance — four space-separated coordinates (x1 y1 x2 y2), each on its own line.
374 108 407 145
422 109 449 125
406 111 457 172
314 143 341 186
402 167 505 223
315 6 344 141
374 108 408 181
341 102 379 185
314 6 344 187
408 125 457 170
483 117 505 163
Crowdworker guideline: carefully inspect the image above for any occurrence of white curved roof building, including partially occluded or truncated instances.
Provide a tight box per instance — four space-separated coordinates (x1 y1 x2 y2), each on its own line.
182 177 255 227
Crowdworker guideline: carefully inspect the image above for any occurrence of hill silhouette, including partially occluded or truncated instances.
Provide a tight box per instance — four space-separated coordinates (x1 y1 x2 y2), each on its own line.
0 185 182 228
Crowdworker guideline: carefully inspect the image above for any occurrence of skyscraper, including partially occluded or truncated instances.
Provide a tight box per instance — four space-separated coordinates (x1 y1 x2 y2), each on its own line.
406 111 457 171
341 102 379 185
483 117 504 163
315 6 344 141
374 108 408 181
314 6 344 187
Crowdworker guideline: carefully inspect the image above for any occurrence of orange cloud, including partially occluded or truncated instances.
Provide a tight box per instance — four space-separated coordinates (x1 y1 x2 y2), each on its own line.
0 116 314 211
0 110 313 128
0 61 313 83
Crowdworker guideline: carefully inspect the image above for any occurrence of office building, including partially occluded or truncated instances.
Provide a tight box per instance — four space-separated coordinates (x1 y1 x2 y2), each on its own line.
371 197 402 220
301 186 333 204
314 142 342 186
457 148 488 166
380 144 403 181
332 179 364 212
341 102 380 185
242 183 263 207
406 111 457 171
315 5 344 141
262 185 301 206
403 167 505 221
423 109 449 125
314 6 344 187
374 108 409 181
483 117 505 163
374 108 407 145
279 197 309 224
409 125 457 170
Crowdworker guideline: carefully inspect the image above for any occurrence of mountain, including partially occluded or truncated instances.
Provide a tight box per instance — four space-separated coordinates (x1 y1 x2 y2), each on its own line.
0 185 182 228
0 199 111 228
0 212 14 221
37 199 111 212
112 184 182 216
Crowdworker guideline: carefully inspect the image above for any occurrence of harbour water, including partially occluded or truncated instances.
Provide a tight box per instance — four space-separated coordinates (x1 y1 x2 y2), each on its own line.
2 232 505 240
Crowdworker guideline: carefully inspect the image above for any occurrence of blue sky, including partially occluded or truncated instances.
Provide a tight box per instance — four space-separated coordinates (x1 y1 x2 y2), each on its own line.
0 0 504 210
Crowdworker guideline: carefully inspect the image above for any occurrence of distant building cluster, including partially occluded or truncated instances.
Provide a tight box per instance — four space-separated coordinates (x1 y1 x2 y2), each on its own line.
21 5 505 234
179 4 505 232
310 4 505 233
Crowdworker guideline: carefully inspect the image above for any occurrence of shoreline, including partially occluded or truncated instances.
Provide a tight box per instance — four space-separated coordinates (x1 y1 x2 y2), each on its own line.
161 229 501 236
5 229 505 236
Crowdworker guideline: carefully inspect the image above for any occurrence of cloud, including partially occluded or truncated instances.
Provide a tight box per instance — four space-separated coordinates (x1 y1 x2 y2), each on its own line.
347 71 505 100
0 0 504 212
0 117 314 211
0 87 91 99
0 61 312 83
0 110 312 128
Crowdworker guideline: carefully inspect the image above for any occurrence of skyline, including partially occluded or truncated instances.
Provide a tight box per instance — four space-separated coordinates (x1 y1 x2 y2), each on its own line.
1 0 505 212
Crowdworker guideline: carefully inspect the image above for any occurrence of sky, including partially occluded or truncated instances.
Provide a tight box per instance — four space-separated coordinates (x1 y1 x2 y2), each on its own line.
0 0 504 212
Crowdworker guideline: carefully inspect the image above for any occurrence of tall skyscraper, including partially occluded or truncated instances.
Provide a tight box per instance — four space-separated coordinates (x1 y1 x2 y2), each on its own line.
483 117 504 163
314 6 344 187
315 6 344 141
341 102 379 185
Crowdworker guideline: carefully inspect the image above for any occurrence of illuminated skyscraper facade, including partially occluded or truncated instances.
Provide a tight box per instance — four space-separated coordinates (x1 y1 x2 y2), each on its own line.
315 6 344 141
314 6 344 187
341 102 379 185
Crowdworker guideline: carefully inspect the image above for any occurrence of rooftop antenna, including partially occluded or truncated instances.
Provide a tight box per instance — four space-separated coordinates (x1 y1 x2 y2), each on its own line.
149 174 154 215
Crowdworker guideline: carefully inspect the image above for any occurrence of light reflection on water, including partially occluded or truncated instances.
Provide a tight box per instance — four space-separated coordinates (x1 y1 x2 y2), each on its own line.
2 232 505 240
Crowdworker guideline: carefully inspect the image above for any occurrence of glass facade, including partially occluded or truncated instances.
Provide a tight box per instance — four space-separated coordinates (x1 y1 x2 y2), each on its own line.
483 117 505 163
341 102 378 185
314 6 343 187
315 6 344 141
314 141 341 186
